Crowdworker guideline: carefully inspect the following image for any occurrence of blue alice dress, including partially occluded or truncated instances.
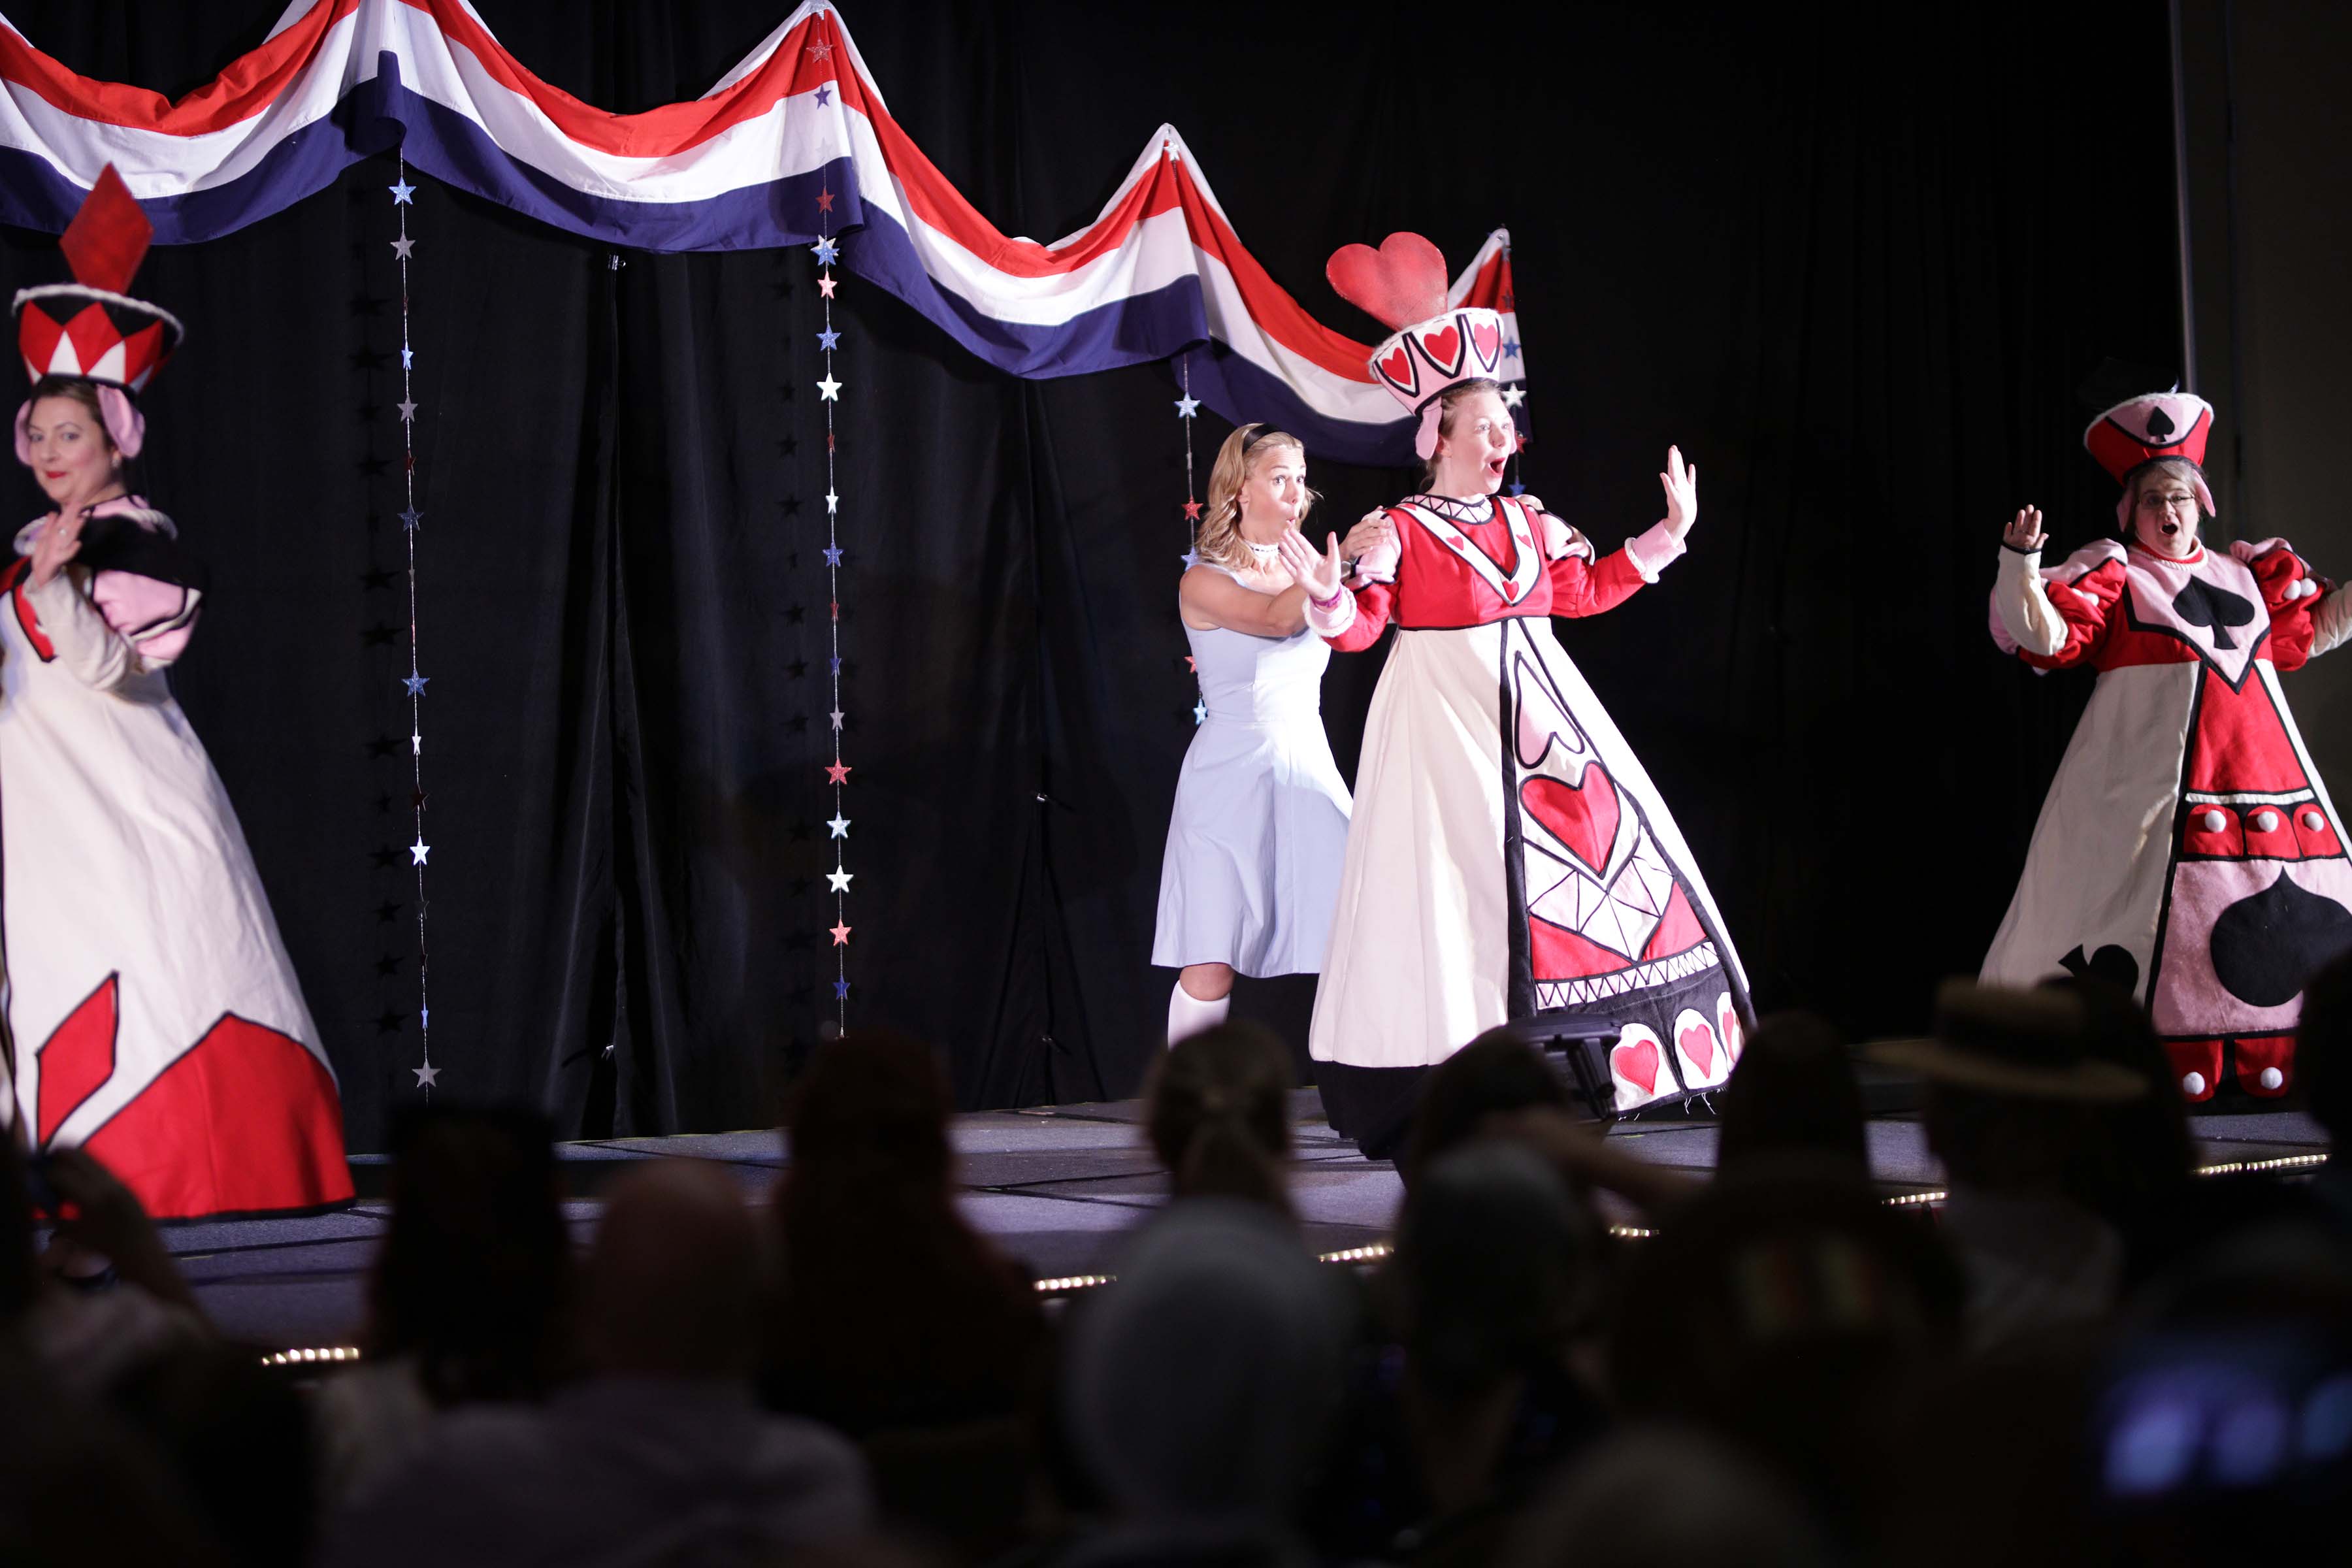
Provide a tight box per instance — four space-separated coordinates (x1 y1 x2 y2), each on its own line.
1152 563 1353 975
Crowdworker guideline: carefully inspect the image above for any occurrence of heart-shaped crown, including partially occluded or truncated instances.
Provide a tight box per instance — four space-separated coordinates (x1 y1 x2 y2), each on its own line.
1326 232 1450 332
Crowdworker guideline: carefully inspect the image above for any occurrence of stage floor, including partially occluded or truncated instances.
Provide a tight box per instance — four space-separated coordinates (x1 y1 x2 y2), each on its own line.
167 1088 2332 1350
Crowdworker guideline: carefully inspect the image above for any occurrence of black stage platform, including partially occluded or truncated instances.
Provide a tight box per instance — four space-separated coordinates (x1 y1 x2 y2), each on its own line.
172 1085 2333 1352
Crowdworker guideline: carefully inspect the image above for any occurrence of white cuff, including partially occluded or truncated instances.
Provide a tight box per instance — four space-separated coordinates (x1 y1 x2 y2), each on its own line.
2313 585 2352 659
1994 547 2066 657
1305 588 1358 638
1622 521 1686 583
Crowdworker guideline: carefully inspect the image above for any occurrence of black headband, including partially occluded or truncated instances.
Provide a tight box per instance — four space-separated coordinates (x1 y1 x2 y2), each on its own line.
1241 425 1288 455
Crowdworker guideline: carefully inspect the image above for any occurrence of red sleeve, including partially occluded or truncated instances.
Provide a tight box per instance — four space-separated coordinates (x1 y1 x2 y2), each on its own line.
2017 559 2123 671
1322 580 1394 653
2237 540 2329 672
1545 546 1651 619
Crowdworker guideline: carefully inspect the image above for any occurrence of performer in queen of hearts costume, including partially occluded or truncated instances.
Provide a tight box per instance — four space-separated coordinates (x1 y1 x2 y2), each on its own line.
1302 235 1752 1150
1985 383 2352 1105
1153 423 1354 1044
1 168 351 1218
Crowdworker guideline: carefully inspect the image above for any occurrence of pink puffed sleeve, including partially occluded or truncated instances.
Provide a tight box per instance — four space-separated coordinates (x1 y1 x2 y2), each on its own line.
90 569 203 670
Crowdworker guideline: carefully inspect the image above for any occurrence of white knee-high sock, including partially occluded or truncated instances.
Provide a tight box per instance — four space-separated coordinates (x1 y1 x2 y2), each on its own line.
1167 981 1231 1047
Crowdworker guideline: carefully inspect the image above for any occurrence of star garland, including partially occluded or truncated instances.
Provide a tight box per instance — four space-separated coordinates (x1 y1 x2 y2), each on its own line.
1176 361 1204 725
811 157 851 1026
389 154 437 1093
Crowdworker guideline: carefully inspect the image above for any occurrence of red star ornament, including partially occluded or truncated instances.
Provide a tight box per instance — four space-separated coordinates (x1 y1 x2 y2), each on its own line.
1182 498 1202 521
817 188 835 214
826 760 851 785
830 921 851 945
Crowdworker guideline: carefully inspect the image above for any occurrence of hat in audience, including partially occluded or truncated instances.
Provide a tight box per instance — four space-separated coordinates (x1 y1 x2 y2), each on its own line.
1865 980 2146 1102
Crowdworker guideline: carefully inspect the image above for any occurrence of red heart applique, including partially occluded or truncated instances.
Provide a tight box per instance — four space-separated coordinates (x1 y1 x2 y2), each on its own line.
1470 319 1501 367
1419 323 1462 370
1325 233 1450 331
1613 1036 1660 1097
1680 1021 1716 1079
1521 763 1620 878
1376 344 1416 393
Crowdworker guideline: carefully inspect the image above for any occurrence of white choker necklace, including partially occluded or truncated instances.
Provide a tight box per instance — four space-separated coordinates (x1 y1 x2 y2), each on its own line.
1242 538 1281 562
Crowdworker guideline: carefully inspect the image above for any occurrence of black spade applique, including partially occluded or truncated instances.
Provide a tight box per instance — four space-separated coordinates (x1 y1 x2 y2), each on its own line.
2060 943 2142 997
2209 874 2352 1008
2172 578 2257 651
2145 404 2176 442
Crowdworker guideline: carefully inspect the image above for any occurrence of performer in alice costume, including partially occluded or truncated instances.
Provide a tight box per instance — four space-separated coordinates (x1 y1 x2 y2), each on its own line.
1154 423 1354 1044
1985 380 2352 1104
1301 235 1752 1150
1 169 350 1218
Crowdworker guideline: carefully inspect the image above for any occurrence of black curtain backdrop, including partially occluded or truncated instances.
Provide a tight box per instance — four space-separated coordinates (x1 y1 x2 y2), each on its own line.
0 2 2181 1150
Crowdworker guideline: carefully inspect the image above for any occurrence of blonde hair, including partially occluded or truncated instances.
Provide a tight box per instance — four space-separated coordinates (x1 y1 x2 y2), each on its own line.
1417 378 1507 493
1195 424 1315 570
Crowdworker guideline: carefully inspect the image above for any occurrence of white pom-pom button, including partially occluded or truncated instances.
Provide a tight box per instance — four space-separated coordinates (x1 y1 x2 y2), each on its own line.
2252 810 2281 833
2182 1072 2208 1096
2304 809 2327 832
2200 809 2229 834
2260 1067 2285 1090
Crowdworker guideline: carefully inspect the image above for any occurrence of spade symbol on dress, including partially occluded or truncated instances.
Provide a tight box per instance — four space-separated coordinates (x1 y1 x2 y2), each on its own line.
2209 872 2352 1008
2059 943 2141 998
2145 404 2176 442
2172 578 2256 651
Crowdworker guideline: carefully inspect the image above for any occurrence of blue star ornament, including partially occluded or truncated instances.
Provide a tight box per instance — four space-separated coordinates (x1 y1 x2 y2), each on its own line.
1192 700 1207 725
817 327 840 351
400 347 414 370
402 672 429 696
833 977 851 1000
811 237 841 265
400 508 423 532
389 179 416 205
823 544 844 566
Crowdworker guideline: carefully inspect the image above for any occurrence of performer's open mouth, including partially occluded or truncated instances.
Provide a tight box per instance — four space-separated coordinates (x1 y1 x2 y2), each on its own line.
1484 457 1507 482
2161 522 2180 536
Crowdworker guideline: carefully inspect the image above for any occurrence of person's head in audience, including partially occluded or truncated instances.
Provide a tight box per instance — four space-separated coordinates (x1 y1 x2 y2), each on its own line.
2038 973 2193 1216
1610 1164 1963 1546
1400 1028 1571 1188
367 1103 573 1404
1503 1424 1827 1568
1715 1011 1867 1179
1896 981 2144 1199
1143 1021 1295 1213
769 1032 1045 1433
582 1160 758 1381
1389 1141 1610 1524
1066 1199 1347 1538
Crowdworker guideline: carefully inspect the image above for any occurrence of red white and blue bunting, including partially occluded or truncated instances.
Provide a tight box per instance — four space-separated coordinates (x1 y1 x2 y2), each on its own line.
0 0 1524 465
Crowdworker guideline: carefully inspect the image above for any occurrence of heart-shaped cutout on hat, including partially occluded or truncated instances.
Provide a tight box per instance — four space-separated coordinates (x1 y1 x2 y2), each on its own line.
1326 233 1449 332
1470 319 1501 368
1376 344 1417 395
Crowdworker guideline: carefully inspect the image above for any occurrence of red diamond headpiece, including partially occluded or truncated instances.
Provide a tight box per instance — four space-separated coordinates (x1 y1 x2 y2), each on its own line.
12 165 184 393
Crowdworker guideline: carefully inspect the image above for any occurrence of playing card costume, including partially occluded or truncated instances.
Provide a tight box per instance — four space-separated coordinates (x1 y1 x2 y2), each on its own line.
1303 236 1752 1143
1984 389 2352 1103
1 169 350 1218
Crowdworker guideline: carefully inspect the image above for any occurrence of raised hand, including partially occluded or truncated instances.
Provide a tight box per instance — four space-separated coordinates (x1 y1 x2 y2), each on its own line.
1660 446 1699 540
1279 528 1345 601
29 504 87 587
2003 506 2047 553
